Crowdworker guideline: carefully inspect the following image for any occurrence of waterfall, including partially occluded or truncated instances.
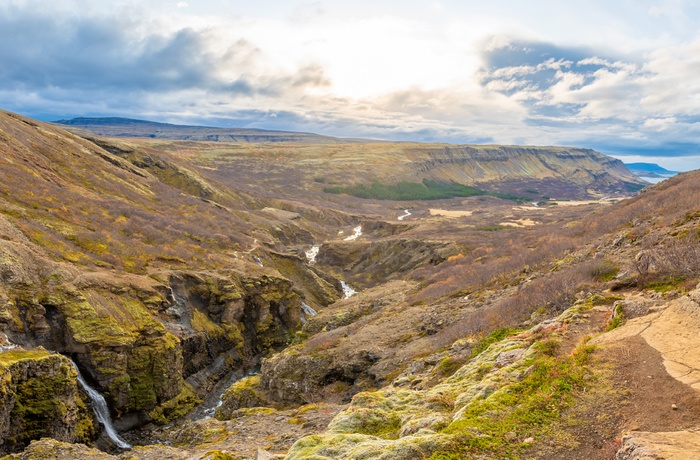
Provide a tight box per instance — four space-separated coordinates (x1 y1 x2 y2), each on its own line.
166 286 187 318
340 281 358 299
300 301 317 325
343 225 362 241
301 301 317 317
0 333 18 352
72 363 131 449
305 245 320 265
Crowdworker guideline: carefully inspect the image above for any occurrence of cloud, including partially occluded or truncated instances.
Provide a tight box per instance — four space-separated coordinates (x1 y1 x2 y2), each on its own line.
473 37 700 161
0 4 330 114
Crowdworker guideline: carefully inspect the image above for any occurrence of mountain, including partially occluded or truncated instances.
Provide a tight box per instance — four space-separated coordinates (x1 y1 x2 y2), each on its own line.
625 162 680 181
624 162 679 175
53 116 647 200
53 116 366 144
3 109 699 459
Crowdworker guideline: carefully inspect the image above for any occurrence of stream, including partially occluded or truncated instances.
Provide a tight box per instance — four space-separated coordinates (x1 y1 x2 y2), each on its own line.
398 209 412 220
300 301 318 324
340 281 358 299
343 225 362 241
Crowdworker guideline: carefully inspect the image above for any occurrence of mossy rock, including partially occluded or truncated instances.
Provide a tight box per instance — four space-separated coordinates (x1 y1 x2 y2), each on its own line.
0 351 95 453
216 375 268 420
148 383 201 424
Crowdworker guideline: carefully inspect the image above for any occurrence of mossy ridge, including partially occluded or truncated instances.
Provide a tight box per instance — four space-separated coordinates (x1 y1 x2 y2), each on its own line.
268 253 340 308
286 304 601 459
0 349 52 367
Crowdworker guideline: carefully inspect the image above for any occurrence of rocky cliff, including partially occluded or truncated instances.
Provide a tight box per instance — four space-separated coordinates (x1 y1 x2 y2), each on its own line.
0 110 346 448
0 350 94 454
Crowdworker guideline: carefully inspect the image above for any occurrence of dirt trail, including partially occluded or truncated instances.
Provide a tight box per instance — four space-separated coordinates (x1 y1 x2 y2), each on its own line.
590 287 700 459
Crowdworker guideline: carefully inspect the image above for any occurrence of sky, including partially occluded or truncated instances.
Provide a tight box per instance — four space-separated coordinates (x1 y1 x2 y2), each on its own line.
2 0 700 171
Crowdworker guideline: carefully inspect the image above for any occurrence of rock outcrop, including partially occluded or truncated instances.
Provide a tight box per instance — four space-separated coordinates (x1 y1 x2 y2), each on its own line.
0 350 94 454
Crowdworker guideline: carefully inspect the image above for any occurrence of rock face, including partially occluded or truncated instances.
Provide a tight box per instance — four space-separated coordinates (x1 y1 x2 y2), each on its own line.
0 350 94 454
410 145 645 198
317 239 459 288
617 431 700 459
594 285 700 390
6 269 305 424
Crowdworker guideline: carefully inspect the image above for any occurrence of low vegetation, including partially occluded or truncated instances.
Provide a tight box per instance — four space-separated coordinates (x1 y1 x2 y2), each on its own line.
324 179 525 202
431 341 596 459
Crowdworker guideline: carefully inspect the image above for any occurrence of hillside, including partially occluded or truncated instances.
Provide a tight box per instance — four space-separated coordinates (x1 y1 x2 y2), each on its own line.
93 137 645 202
1 110 699 459
53 117 646 200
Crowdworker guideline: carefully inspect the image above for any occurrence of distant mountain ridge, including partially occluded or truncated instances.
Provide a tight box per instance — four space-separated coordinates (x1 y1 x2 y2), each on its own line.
53 116 367 144
52 115 648 200
624 162 679 179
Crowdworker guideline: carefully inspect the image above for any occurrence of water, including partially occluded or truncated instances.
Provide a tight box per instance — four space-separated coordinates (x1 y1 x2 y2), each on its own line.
166 286 187 318
305 245 320 264
72 363 131 449
301 301 317 317
300 301 317 325
343 225 362 241
398 209 411 220
340 281 358 299
0 333 18 352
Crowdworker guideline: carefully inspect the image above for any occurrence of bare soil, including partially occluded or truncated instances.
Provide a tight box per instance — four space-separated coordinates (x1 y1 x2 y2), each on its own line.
532 306 700 460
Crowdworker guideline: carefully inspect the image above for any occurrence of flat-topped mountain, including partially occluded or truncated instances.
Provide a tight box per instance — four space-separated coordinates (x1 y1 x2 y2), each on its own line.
53 116 646 200
625 162 680 179
53 116 363 144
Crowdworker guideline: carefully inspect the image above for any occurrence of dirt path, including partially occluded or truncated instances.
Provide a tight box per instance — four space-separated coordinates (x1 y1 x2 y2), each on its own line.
532 289 700 459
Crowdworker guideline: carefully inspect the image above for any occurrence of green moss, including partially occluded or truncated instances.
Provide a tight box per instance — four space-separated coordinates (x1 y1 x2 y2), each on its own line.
222 323 244 349
235 406 276 416
201 451 239 460
471 328 520 359
216 375 266 419
148 383 201 424
436 342 596 458
589 294 624 306
605 304 625 332
645 276 685 293
0 349 52 367
191 309 226 338
334 408 402 439
437 356 469 378
297 403 319 414
588 261 619 282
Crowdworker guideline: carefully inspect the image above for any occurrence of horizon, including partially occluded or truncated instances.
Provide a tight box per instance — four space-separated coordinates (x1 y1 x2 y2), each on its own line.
48 114 691 172
3 1 700 172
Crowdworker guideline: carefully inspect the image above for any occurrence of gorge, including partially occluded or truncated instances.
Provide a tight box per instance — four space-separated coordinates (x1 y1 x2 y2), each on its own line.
0 111 698 459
